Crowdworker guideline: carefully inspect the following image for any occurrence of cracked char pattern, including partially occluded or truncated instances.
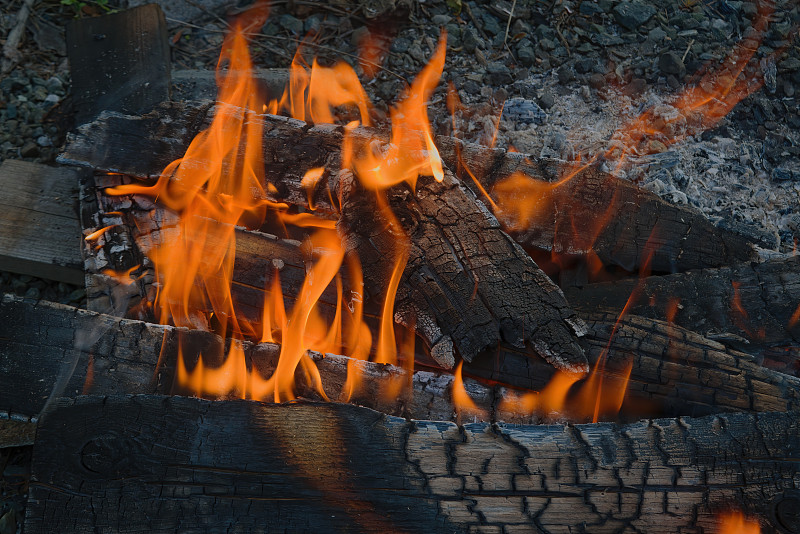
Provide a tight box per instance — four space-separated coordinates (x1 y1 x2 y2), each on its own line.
26 396 800 533
337 166 588 373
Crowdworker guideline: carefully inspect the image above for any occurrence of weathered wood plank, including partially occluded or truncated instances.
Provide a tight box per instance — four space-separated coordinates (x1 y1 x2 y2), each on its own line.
0 160 85 285
66 4 171 125
26 395 800 533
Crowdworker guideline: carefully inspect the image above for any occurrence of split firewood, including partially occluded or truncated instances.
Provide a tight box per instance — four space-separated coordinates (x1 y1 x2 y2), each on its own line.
3 295 798 423
564 256 800 362
61 101 759 275
27 394 800 533
336 167 587 372
467 310 800 418
436 135 760 274
67 106 589 373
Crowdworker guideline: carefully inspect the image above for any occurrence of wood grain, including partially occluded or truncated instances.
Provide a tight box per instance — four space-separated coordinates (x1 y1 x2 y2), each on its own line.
0 160 85 285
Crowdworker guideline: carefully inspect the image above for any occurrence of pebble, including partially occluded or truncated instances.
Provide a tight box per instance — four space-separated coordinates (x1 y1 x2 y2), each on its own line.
279 14 304 34
658 52 685 76
613 1 656 31
19 141 39 158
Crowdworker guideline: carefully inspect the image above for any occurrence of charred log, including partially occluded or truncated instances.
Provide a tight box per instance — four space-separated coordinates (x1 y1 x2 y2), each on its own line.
61 101 758 275
26 394 800 533
564 256 800 372
3 295 798 423
336 168 587 372
71 111 589 373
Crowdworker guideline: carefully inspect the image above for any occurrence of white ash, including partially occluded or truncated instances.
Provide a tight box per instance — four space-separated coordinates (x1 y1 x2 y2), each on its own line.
449 72 798 252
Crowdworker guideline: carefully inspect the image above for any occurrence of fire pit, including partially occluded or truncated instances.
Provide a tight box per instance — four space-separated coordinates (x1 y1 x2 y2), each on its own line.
1 0 798 532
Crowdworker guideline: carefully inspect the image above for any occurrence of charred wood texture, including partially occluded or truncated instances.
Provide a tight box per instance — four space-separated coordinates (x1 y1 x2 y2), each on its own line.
564 256 800 364
61 102 758 276
69 107 588 373
3 295 798 423
467 310 800 419
26 394 800 533
436 136 758 274
336 168 587 372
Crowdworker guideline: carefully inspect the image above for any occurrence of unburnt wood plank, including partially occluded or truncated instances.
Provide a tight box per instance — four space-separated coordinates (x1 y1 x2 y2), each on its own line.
26 395 800 533
0 160 85 285
66 4 171 125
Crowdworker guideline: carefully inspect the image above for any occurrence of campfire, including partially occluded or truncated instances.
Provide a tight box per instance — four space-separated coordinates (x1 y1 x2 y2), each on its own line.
1 0 798 532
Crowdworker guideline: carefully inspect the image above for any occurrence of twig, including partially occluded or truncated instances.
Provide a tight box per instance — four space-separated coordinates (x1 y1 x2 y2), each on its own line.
503 0 517 48
682 38 695 62
2 0 38 75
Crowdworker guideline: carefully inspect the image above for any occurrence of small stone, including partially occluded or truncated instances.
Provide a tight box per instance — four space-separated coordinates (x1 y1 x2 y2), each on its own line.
659 51 685 76
279 14 304 34
481 13 502 36
591 32 624 46
36 135 52 147
487 63 512 85
517 44 536 67
624 78 647 96
20 141 39 158
45 76 64 94
588 72 606 89
538 91 555 110
432 14 451 26
69 288 86 302
557 65 575 84
390 37 410 54
613 2 656 31
5 103 17 119
579 1 604 15
24 287 40 300
648 26 667 41
462 28 480 52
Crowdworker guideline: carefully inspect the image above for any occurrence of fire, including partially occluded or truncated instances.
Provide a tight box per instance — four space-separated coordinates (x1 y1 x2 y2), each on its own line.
101 3 451 405
730 281 766 341
716 511 761 534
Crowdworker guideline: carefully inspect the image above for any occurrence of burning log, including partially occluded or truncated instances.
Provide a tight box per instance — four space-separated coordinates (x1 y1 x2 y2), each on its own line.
60 101 759 275
4 295 798 423
25 394 800 533
565 256 800 367
70 109 590 373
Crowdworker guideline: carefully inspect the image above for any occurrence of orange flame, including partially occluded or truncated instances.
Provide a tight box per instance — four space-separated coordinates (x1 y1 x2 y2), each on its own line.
452 361 486 418
345 33 446 190
716 511 761 534
731 281 766 341
790 303 800 330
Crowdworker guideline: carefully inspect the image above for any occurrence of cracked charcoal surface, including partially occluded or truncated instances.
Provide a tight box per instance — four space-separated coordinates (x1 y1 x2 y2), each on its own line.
24 395 800 533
